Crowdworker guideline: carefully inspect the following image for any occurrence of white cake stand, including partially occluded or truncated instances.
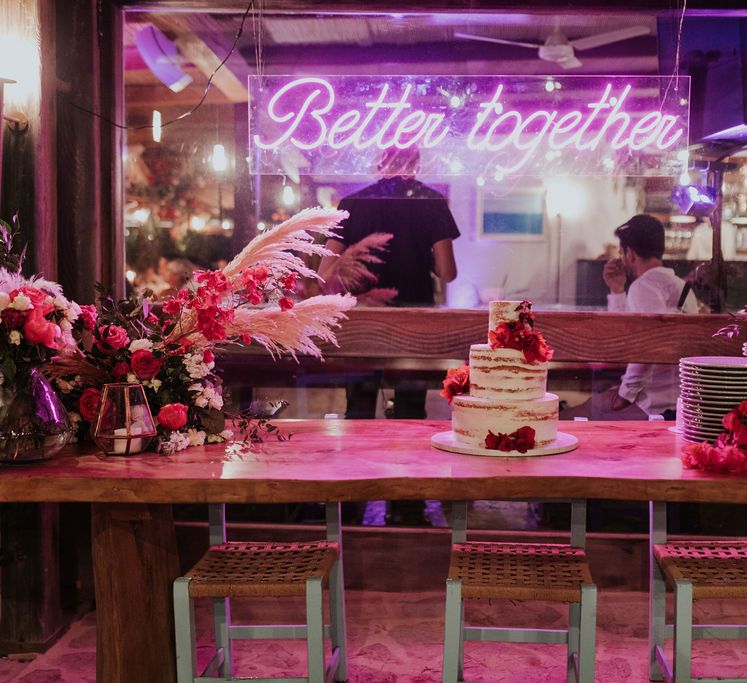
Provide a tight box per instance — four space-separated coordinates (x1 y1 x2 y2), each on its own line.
431 431 579 457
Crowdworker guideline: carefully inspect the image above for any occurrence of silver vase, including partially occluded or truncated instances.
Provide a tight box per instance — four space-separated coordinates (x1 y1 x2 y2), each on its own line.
0 367 73 463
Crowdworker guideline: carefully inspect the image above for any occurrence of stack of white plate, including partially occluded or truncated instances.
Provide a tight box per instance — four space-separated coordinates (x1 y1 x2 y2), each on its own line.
679 356 747 443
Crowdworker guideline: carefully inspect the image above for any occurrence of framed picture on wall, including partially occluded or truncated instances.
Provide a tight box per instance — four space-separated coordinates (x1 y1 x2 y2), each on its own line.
477 187 545 240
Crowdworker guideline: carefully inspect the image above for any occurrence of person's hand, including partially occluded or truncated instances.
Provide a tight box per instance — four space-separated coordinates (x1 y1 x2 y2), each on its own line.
603 258 626 294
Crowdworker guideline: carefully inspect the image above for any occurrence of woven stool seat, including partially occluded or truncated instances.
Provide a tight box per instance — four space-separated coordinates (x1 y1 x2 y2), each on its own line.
185 541 339 599
448 541 593 602
654 541 747 599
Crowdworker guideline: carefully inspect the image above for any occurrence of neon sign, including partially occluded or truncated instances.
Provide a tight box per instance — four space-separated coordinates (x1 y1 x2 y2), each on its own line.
249 75 690 178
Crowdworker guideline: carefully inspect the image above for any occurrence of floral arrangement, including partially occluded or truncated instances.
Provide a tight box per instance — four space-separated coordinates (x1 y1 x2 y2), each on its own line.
440 364 470 404
485 426 536 453
681 401 747 473
488 300 553 364
0 218 84 384
35 207 357 454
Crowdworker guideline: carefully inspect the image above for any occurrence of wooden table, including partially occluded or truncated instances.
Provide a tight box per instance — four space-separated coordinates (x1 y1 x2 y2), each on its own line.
0 419 742 682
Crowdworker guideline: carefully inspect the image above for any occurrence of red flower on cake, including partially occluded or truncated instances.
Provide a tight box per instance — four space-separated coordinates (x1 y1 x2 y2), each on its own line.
722 400 747 448
440 364 470 404
489 323 553 364
485 426 536 453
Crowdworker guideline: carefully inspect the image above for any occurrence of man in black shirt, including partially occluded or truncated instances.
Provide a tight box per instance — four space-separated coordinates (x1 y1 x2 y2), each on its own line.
326 149 460 306
319 147 460 524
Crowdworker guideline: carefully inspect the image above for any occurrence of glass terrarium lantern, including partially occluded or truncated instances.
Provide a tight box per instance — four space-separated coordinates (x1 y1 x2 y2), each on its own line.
92 383 157 455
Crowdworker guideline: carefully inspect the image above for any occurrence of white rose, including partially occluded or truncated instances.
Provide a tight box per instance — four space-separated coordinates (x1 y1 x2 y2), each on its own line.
0 292 10 310
126 373 139 384
63 300 81 321
129 338 154 353
9 330 21 345
186 429 206 447
10 294 32 311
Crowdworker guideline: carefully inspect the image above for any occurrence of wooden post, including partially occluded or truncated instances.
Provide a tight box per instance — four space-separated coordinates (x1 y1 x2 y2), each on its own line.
91 503 180 683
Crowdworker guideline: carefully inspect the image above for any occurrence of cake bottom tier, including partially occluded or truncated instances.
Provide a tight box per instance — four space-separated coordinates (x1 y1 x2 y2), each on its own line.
451 392 559 447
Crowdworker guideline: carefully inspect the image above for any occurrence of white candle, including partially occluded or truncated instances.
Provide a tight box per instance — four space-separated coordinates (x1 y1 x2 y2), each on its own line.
112 428 143 454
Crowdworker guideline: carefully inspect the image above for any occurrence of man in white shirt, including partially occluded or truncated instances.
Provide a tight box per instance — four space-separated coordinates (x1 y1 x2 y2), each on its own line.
603 214 699 418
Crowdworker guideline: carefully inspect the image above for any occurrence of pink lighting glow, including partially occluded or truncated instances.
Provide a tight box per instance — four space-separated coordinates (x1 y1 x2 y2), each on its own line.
249 76 690 178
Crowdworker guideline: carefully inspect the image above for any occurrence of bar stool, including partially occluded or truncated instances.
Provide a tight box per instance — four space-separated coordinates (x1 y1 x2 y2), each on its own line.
174 502 347 683
442 500 597 683
649 501 747 682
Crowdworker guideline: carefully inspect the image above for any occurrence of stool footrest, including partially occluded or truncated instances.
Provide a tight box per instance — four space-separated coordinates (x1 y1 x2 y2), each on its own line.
229 624 332 639
464 625 567 644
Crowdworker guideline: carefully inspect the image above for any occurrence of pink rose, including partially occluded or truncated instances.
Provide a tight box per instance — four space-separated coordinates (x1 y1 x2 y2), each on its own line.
23 311 60 348
130 350 162 381
79 305 97 331
157 403 188 431
78 387 103 422
95 325 129 355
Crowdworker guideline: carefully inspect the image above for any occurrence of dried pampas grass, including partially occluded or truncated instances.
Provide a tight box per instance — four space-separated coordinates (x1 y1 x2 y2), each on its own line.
223 207 348 284
222 294 357 359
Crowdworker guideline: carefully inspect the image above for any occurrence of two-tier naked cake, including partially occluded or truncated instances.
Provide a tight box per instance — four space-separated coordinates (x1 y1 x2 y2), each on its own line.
431 300 578 457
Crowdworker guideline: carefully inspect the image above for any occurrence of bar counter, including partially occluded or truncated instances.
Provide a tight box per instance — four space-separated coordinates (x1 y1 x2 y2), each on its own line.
1 419 743 682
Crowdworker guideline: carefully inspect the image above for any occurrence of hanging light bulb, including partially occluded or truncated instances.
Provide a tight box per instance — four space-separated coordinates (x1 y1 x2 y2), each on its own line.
211 144 228 173
281 185 296 207
152 110 162 143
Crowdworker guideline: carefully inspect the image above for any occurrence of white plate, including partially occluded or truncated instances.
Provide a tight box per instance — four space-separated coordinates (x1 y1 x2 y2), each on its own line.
680 367 747 377
679 389 747 400
680 356 747 369
680 426 724 438
430 431 579 457
680 375 747 385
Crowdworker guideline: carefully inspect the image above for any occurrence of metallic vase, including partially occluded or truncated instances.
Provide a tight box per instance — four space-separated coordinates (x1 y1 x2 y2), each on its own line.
0 367 73 463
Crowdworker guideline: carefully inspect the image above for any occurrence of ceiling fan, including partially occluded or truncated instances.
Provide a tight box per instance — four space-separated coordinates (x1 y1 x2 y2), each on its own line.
454 26 651 70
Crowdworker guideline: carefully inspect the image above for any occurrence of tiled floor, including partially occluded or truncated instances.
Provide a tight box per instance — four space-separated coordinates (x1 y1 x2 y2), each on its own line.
7 590 747 682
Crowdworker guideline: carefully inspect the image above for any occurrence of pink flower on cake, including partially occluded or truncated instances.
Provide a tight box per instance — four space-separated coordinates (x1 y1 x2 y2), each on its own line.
485 426 536 453
440 364 470 404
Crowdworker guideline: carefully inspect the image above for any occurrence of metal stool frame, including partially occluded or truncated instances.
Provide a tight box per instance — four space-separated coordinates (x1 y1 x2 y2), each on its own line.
649 501 747 683
442 500 597 683
174 502 347 683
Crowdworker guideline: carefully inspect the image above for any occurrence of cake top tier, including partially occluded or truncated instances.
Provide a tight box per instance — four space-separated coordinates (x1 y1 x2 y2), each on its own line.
488 300 529 335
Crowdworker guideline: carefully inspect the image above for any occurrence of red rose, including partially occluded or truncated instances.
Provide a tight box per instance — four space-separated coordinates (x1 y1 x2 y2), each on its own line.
95 325 130 355
111 362 130 379
78 387 103 422
79 304 97 331
485 430 514 451
512 426 536 453
1 308 27 330
440 364 470 404
202 349 215 364
23 311 60 348
278 296 294 311
157 403 188 431
130 350 162 381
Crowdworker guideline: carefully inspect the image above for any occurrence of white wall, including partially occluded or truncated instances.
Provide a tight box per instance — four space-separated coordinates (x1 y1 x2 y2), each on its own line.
444 177 639 308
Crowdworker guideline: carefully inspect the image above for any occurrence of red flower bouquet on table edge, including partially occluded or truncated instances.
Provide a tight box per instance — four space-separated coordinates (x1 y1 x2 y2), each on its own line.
485 426 536 453
44 207 357 454
681 400 747 474
488 300 554 364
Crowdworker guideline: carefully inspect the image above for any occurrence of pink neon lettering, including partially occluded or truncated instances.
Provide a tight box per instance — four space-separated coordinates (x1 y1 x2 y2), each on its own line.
254 77 334 150
254 78 687 175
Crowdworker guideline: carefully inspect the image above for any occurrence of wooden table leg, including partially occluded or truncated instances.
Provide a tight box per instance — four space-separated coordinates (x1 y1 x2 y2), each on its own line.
91 503 180 683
